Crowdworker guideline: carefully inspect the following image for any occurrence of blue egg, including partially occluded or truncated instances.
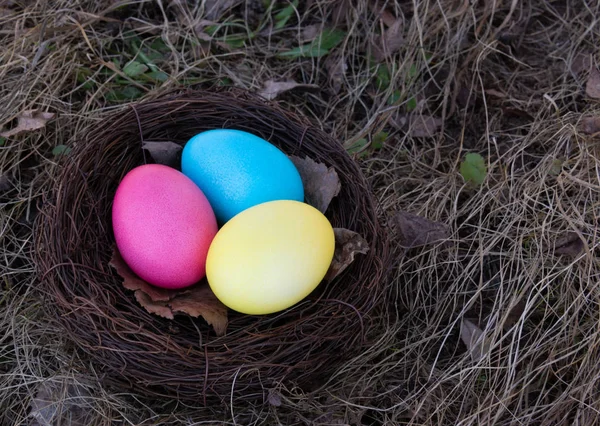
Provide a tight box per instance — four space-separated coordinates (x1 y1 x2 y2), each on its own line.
181 129 304 223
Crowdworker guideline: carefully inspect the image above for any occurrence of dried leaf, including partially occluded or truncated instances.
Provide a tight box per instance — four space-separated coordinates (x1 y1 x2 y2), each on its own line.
379 10 398 27
503 299 526 331
258 80 319 101
367 2 397 27
110 247 228 335
484 88 507 98
393 211 450 248
203 0 241 21
552 231 584 257
289 156 341 213
325 228 369 281
579 116 600 135
410 115 442 137
301 24 321 42
30 381 91 426
1 110 55 138
570 52 592 77
267 391 282 407
373 19 404 61
135 291 174 319
460 319 490 362
331 0 349 27
142 141 182 167
325 55 347 94
109 249 172 302
170 284 228 337
0 174 10 192
586 67 600 99
393 114 443 138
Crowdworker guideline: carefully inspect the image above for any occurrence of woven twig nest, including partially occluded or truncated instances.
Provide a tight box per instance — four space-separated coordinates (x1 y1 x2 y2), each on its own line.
35 89 390 404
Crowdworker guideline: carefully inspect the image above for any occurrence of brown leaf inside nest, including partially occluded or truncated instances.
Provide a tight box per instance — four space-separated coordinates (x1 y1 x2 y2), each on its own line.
135 291 175 320
289 155 341 213
109 249 172 301
325 228 369 282
170 286 228 337
393 211 450 248
109 247 228 336
1 109 55 138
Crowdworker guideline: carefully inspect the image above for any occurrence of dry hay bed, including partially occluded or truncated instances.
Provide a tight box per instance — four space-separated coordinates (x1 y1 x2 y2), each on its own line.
1 0 600 425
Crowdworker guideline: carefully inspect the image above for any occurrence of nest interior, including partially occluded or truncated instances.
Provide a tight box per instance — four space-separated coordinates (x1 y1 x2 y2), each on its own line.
34 89 390 405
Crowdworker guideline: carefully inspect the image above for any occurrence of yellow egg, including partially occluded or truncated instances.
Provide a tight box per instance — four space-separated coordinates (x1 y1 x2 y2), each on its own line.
206 200 335 315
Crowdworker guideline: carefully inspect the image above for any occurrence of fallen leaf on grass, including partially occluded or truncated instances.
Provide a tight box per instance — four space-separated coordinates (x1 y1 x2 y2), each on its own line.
325 228 369 281
579 116 600 135
203 0 241 21
393 114 443 138
142 141 182 167
367 2 397 27
502 299 526 331
393 211 450 248
258 80 319 101
373 18 404 61
460 153 487 186
552 231 584 257
123 60 148 78
460 319 490 362
267 391 282 407
277 28 346 59
325 56 347 94
301 24 321 42
289 156 341 213
331 0 349 27
0 174 10 192
570 52 592 77
0 110 55 138
586 67 600 99
110 247 228 336
484 88 507 99
30 380 91 426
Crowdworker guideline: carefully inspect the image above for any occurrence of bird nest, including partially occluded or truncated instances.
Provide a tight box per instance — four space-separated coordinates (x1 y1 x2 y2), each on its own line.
35 89 390 405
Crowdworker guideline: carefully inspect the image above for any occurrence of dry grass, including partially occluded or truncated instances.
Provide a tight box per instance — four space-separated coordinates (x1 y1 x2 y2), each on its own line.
1 0 600 424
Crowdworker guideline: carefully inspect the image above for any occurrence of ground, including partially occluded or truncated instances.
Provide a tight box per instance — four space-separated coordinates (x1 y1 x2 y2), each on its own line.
1 0 600 425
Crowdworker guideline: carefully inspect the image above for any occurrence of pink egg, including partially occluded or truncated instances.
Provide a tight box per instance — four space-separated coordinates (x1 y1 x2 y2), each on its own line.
112 164 218 289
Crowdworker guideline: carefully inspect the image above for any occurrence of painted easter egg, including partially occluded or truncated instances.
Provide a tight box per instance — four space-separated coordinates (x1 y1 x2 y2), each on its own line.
206 200 335 315
181 129 304 223
112 164 218 289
